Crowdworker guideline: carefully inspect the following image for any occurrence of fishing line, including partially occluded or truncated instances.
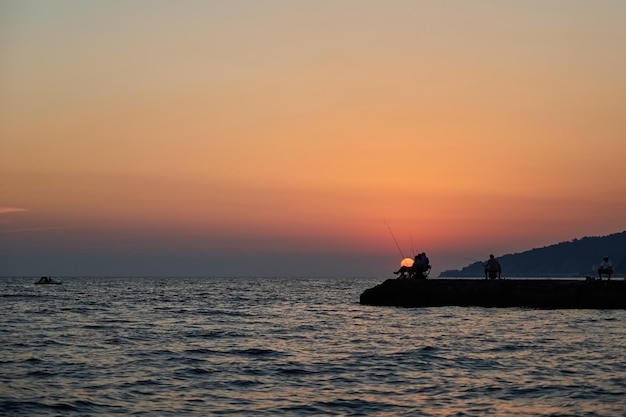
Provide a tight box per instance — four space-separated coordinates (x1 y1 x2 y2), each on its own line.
384 219 405 259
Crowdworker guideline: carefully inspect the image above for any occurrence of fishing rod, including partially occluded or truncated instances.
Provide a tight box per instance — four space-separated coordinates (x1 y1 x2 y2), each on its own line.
384 219 405 259
410 233 416 257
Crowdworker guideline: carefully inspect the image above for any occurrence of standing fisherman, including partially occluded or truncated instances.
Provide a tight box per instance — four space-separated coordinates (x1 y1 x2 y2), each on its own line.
597 256 613 280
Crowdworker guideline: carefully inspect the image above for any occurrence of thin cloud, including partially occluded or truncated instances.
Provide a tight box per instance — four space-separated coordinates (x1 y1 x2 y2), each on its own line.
0 207 28 214
0 207 70 234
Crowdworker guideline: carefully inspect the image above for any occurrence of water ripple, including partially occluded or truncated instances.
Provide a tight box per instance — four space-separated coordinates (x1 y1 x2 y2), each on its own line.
1 276 625 416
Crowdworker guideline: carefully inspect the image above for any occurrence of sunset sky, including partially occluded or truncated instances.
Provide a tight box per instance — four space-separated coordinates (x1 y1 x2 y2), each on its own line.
2 1 625 277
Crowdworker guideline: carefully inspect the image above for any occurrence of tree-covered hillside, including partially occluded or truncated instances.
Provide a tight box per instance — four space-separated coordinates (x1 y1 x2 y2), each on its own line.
440 231 626 277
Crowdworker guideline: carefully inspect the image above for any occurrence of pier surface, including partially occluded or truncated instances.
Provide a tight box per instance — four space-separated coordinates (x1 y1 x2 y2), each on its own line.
359 278 626 309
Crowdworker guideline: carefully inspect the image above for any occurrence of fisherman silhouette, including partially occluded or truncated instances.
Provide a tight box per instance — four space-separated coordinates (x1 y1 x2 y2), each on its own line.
597 256 613 280
484 254 501 279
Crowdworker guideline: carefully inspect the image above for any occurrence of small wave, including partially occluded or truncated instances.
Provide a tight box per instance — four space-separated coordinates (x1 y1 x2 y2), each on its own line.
186 367 215 375
307 397 402 415
231 379 262 387
200 309 255 318
486 343 536 353
1 294 42 299
82 324 117 330
104 337 131 345
278 367 316 376
182 329 241 339
392 345 441 361
419 345 438 352
0 400 44 413
183 347 220 355
27 370 57 377
0 399 121 416
120 379 166 388
235 347 283 356
174 367 215 377
40 339 71 348
47 402 77 411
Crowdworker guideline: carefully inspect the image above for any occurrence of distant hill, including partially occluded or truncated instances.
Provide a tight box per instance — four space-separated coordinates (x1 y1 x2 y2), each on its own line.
440 230 626 277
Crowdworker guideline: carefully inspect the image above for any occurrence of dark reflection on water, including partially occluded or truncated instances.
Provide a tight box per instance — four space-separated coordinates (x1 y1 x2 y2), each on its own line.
1 276 625 416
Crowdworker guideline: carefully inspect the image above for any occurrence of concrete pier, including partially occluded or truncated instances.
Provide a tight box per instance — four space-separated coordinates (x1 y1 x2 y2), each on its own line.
359 278 626 309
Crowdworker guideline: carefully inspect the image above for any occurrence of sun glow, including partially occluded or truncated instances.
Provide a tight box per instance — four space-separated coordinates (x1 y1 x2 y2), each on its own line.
400 257 414 267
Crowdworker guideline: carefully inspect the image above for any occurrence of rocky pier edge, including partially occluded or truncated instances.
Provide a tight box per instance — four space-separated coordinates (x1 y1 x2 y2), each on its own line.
359 278 626 309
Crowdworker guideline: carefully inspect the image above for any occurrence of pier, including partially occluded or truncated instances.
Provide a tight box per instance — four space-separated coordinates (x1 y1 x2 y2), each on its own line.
360 279 626 309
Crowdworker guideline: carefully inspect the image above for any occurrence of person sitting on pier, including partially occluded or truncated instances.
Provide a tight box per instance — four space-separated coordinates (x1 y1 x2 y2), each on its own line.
484 254 501 279
394 253 431 279
597 256 613 280
412 252 431 279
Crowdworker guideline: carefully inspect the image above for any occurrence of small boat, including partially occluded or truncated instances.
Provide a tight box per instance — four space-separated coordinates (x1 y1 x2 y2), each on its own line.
34 276 62 285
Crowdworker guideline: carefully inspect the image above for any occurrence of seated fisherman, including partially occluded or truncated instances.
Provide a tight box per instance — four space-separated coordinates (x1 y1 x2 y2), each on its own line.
412 252 430 278
597 256 613 280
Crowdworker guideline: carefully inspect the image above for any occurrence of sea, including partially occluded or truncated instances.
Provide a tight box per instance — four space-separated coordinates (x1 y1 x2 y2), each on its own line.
1 276 625 416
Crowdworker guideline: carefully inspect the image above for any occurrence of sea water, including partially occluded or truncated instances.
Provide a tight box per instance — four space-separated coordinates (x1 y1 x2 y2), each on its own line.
1 276 625 416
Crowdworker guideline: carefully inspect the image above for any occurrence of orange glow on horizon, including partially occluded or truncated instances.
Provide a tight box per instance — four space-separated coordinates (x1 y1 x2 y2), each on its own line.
1 2 625 276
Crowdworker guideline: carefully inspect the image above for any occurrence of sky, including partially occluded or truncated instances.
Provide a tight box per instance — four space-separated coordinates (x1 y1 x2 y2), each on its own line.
1 0 625 277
